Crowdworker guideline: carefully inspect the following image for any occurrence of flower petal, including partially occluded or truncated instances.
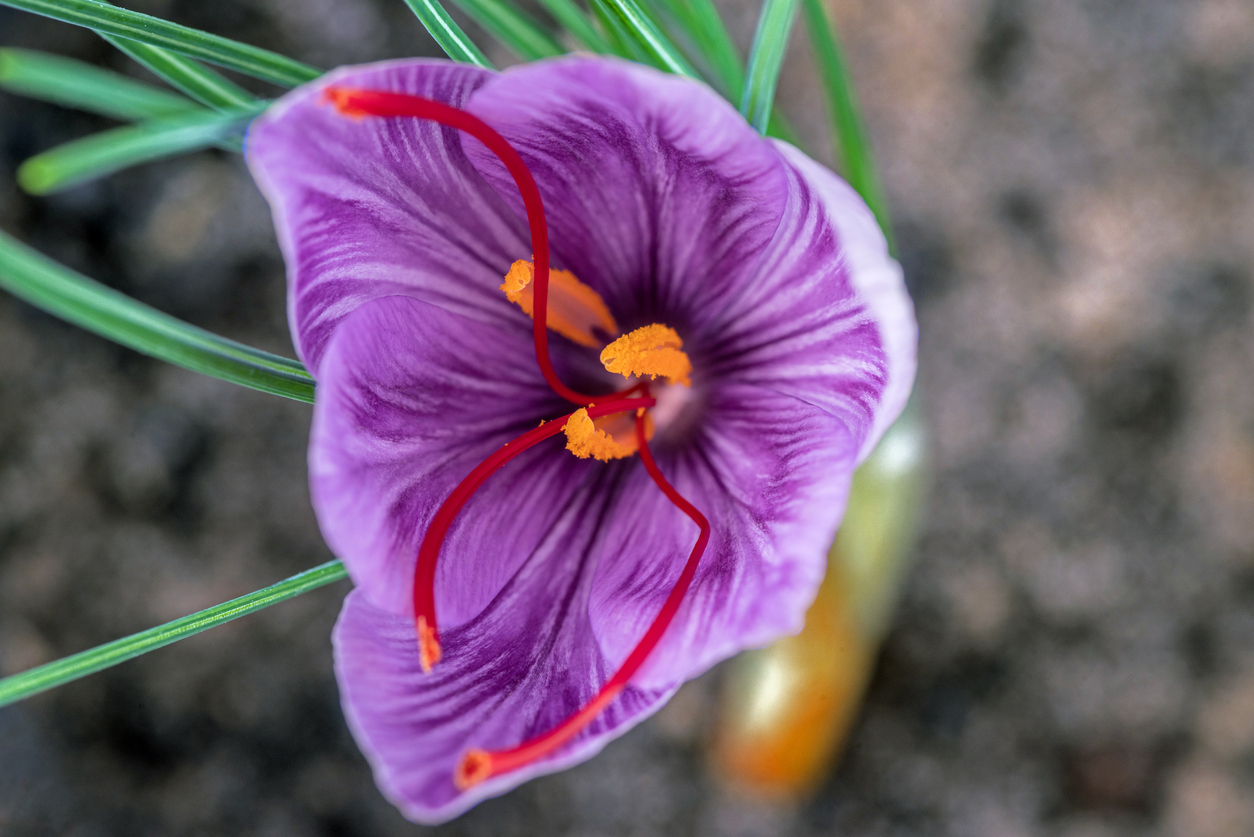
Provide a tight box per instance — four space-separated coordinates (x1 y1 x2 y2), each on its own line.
585 383 857 690
773 140 918 460
246 59 530 375
688 146 914 466
334 551 674 822
459 56 792 337
311 293 597 622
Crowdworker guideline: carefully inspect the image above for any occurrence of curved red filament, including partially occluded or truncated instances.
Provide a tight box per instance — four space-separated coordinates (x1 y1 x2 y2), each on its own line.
454 408 711 789
323 86 600 407
411 397 657 671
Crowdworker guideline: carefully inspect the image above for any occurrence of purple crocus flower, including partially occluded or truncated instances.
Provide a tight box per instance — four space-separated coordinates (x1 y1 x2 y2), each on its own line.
246 54 916 823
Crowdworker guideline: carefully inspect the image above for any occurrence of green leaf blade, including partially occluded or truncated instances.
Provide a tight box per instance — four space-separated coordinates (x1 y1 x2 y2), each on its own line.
401 0 493 67
593 0 699 78
0 0 321 87
102 35 260 111
648 0 742 96
589 0 657 64
535 0 611 53
801 0 893 250
0 229 315 403
0 561 347 708
448 0 564 61
17 106 262 194
0 47 200 120
741 0 799 133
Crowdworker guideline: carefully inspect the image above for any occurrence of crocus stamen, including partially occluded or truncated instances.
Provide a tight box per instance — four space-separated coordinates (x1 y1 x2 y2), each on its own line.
563 407 653 461
601 324 692 386
501 259 619 348
322 86 601 407
410 397 656 670
455 407 711 789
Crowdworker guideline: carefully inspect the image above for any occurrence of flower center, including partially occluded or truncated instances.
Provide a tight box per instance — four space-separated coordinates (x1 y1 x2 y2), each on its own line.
325 86 708 792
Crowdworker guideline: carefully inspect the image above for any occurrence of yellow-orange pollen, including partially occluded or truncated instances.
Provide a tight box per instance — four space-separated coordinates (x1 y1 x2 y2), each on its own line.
564 408 654 461
600 324 691 387
501 260 618 348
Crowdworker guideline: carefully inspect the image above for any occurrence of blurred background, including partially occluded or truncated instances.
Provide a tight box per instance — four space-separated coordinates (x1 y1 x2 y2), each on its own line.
2 0 1254 834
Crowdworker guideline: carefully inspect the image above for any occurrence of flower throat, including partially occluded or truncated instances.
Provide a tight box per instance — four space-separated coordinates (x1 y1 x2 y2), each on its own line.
324 87 710 791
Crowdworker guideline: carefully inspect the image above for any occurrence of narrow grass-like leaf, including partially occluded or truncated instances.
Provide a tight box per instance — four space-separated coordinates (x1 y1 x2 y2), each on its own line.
741 0 799 133
0 561 347 708
648 0 742 96
535 0 611 53
0 47 200 120
102 35 260 111
592 0 699 77
801 0 892 250
402 0 493 67
17 106 262 194
637 0 802 149
0 0 320 87
589 0 654 63
0 229 315 402
448 0 563 61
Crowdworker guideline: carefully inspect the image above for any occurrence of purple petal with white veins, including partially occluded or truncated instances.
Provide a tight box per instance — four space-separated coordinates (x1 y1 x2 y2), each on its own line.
246 60 529 375
773 140 917 460
693 147 907 461
334 550 674 822
585 382 858 689
460 56 791 337
310 293 595 622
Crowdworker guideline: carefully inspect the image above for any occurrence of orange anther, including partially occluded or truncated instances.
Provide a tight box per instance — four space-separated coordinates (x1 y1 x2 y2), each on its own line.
501 260 618 348
600 324 691 386
563 408 652 461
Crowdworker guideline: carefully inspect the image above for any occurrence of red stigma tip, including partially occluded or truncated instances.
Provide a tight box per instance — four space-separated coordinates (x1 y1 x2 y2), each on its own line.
417 615 442 674
454 749 493 790
320 86 366 118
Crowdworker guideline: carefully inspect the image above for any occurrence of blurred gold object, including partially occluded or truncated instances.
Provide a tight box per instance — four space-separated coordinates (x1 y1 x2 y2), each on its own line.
713 401 928 796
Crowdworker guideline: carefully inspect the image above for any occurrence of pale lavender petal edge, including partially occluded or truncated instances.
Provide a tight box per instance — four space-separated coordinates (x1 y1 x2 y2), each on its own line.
773 140 917 461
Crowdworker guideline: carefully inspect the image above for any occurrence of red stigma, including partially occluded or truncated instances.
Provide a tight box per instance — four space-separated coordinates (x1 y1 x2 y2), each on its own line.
327 88 711 788
454 405 710 788
410 397 656 670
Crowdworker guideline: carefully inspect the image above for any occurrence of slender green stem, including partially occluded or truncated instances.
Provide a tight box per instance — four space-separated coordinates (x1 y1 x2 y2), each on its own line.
535 0 611 53
592 0 699 77
448 0 564 61
0 47 200 120
401 0 493 67
0 561 348 708
0 229 315 403
741 0 799 133
18 106 262 194
801 0 892 250
102 35 260 111
0 0 320 87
